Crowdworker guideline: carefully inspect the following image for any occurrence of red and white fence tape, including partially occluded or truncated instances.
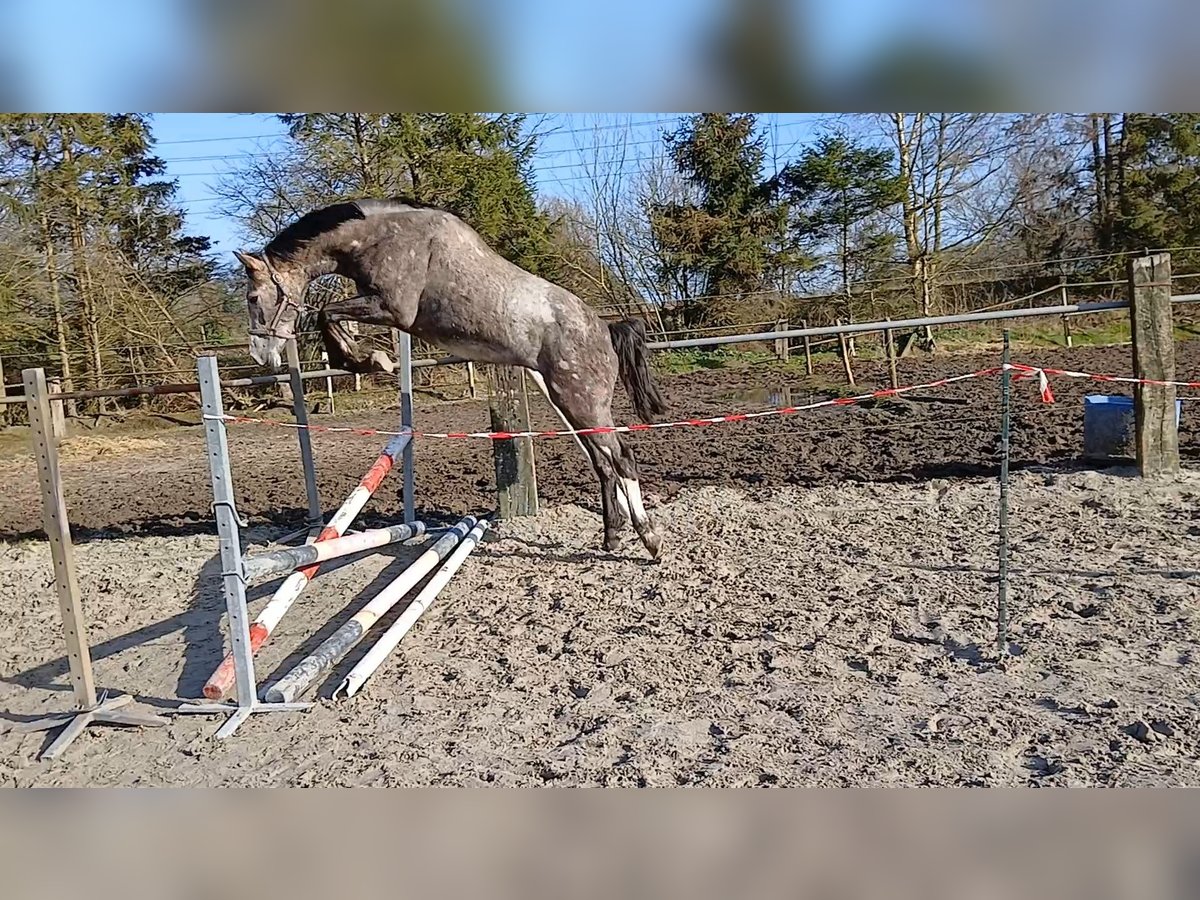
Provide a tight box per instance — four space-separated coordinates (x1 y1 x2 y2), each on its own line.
202 368 1001 441
200 362 1199 443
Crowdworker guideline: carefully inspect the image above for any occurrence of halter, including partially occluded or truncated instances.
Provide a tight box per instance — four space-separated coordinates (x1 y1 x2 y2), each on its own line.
251 256 306 339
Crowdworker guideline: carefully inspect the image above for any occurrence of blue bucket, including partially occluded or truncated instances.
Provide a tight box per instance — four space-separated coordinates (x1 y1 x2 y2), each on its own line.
1082 394 1182 459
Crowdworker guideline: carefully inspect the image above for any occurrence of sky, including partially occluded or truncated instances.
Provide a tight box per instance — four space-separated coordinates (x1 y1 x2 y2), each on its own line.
150 113 825 259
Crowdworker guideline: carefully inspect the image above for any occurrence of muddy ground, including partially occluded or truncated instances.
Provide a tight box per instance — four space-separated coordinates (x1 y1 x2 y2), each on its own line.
2 343 1199 785
2 342 1199 542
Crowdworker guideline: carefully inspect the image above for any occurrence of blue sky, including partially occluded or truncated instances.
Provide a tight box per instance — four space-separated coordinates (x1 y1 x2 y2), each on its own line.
151 113 825 259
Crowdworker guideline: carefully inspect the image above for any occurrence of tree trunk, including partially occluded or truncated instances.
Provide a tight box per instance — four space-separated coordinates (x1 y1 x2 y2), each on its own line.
892 113 926 330
61 131 107 413
1114 113 1128 248
1090 114 1107 249
1103 113 1116 245
40 223 78 418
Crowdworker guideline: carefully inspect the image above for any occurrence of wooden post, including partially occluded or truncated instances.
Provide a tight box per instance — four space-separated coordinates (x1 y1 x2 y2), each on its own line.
23 367 94 709
836 321 856 386
801 319 814 375
487 366 538 518
320 351 335 414
0 355 8 428
1059 279 1073 348
1128 253 1180 477
47 376 66 441
12 368 167 758
883 323 899 390
774 320 789 361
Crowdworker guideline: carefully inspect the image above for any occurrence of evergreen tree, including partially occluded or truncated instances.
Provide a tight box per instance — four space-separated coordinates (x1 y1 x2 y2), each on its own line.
227 114 556 277
774 133 904 322
0 114 220 408
648 114 795 324
1115 114 1200 267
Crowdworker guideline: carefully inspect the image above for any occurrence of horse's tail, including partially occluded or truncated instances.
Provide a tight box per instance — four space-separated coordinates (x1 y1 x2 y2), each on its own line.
608 318 667 423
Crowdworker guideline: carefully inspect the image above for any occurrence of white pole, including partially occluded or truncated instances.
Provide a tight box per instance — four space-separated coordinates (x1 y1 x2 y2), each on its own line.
336 518 489 699
201 431 411 700
242 520 427 582
264 516 477 703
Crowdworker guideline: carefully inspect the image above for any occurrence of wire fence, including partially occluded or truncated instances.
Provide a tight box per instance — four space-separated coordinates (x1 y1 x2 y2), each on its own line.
2 275 1198 430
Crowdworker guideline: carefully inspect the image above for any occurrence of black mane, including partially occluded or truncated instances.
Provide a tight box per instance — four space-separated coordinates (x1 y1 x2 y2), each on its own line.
264 196 444 261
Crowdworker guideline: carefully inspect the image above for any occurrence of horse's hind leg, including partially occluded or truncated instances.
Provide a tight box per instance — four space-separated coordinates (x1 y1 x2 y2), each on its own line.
318 312 395 374
585 441 626 552
543 386 661 559
602 433 661 559
527 368 626 549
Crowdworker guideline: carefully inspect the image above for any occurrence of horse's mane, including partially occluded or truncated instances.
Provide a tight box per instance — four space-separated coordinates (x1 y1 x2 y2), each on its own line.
264 196 444 261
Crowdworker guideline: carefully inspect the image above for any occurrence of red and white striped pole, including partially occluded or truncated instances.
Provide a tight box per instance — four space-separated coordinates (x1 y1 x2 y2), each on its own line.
201 432 412 700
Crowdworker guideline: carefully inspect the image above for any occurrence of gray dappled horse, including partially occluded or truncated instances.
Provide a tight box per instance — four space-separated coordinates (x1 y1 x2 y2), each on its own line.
233 197 668 558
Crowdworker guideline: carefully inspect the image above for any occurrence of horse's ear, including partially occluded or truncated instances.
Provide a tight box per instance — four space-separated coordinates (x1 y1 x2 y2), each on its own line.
233 250 265 274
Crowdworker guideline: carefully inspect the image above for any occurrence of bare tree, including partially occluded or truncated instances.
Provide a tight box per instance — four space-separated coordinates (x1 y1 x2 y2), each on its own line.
850 113 1026 341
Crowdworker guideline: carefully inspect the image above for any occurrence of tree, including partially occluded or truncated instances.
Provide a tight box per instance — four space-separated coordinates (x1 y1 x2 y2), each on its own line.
649 113 796 325
219 114 555 277
0 114 221 411
1114 114 1200 268
865 113 1019 339
997 115 1093 273
774 133 904 323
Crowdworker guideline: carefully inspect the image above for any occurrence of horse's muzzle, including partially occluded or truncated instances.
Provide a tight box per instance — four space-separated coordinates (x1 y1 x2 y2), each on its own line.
249 334 286 371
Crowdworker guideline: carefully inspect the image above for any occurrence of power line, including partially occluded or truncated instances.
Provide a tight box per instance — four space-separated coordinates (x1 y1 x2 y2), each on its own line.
156 132 288 147
156 119 815 166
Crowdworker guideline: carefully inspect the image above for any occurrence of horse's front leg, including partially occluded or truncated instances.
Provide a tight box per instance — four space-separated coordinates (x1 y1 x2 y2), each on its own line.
318 295 401 375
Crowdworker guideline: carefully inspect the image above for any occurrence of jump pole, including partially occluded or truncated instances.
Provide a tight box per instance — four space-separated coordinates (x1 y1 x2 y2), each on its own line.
176 356 310 737
242 521 428 583
335 518 490 699
264 516 477 704
200 430 413 701
8 368 168 760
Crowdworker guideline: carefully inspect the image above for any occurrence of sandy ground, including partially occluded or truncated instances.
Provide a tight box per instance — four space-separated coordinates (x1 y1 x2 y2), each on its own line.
3 468 1199 787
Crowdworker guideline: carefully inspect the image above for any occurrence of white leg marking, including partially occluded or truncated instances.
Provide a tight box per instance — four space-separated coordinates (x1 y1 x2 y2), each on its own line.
619 476 649 527
598 446 631 519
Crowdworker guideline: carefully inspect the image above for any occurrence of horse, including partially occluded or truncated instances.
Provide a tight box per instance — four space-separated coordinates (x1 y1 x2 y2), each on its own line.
233 197 669 559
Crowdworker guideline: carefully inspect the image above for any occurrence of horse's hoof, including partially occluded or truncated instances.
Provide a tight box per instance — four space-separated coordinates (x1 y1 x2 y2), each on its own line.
603 533 623 553
367 351 396 374
641 532 662 560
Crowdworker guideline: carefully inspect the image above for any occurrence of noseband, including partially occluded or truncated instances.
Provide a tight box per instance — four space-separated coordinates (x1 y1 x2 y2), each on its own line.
250 256 305 340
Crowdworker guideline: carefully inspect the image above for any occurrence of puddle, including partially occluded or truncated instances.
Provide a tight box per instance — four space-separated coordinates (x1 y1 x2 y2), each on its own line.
718 385 824 409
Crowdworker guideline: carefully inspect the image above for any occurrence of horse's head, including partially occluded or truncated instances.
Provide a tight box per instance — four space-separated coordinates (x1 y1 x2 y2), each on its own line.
234 250 307 370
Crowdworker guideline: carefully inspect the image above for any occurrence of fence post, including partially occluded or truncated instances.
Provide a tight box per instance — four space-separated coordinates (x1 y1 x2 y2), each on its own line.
1128 253 1180 477
320 351 335 414
0 355 7 428
774 320 789 361
13 367 168 757
1059 278 1073 348
801 319 814 375
883 322 899 390
23 366 95 711
392 329 416 523
836 320 856 386
47 376 66 441
486 366 538 518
